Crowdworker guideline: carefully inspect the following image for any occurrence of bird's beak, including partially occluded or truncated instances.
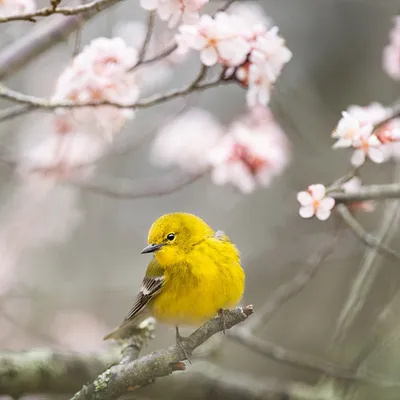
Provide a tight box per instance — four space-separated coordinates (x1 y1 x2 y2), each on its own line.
141 243 164 254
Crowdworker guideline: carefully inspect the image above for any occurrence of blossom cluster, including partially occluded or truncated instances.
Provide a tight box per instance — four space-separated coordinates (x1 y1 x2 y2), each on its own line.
176 10 292 108
0 0 36 17
297 101 400 221
22 37 140 176
140 0 209 28
151 106 290 193
331 103 400 167
383 16 400 80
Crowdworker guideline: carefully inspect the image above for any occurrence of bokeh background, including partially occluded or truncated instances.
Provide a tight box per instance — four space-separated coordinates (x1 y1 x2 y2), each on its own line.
1 1 400 399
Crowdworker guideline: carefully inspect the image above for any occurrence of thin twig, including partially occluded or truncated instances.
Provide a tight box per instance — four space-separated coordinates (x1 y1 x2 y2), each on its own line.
330 183 400 202
0 0 122 79
71 170 206 199
246 224 341 332
228 328 400 388
0 78 231 111
0 104 33 123
336 203 400 263
137 11 155 64
0 0 119 23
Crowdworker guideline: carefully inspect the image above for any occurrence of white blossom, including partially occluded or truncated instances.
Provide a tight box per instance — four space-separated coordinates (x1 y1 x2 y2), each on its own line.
141 0 209 28
209 107 290 193
297 184 335 221
150 108 224 173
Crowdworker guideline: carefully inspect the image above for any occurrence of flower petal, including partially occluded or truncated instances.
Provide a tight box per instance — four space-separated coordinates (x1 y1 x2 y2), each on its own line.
316 208 331 221
299 205 314 219
200 46 218 66
368 147 385 164
309 184 326 200
297 191 313 206
351 149 366 167
320 197 335 211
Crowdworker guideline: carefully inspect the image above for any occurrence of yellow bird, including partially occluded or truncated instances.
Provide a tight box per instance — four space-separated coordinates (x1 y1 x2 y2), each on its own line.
104 212 245 355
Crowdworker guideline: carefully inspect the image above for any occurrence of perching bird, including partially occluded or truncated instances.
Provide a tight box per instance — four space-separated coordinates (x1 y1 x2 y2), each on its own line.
103 212 245 358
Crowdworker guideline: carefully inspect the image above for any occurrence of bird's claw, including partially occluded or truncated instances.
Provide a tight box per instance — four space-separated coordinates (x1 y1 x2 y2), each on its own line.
175 326 193 364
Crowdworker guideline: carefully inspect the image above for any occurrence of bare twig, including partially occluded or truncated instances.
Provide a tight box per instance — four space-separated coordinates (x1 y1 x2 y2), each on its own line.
228 328 400 388
0 348 120 397
0 0 122 79
0 78 230 111
0 104 33 122
71 170 206 199
330 183 400 202
71 306 253 400
335 203 400 263
0 317 155 397
246 225 341 332
137 11 155 63
0 0 119 23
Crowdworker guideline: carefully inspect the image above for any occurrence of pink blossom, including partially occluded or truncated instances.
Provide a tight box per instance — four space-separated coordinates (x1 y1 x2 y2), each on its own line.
383 44 400 80
176 12 251 67
227 1 271 34
0 0 36 17
209 107 290 193
52 37 140 142
141 0 209 28
351 127 385 167
246 62 272 107
249 27 293 81
383 16 400 80
332 112 372 148
230 26 292 108
346 103 391 127
297 184 335 221
150 108 224 173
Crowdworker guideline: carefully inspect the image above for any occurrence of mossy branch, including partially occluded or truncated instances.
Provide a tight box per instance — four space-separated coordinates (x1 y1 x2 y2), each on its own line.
71 305 253 400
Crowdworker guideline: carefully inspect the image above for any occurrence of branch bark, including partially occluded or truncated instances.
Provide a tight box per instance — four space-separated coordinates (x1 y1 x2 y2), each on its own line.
0 348 120 397
71 305 253 400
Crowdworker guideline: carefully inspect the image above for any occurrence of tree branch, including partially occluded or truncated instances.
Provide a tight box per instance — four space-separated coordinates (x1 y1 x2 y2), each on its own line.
71 306 253 400
228 328 400 388
0 78 230 112
71 170 206 199
335 204 400 262
0 0 121 23
330 183 400 202
0 348 120 397
246 225 340 332
0 0 122 79
137 11 155 64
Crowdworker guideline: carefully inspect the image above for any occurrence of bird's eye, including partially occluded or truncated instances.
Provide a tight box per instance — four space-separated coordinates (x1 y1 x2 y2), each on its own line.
167 233 175 241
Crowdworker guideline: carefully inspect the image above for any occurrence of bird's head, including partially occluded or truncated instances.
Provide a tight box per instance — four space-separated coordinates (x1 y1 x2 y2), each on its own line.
141 213 214 265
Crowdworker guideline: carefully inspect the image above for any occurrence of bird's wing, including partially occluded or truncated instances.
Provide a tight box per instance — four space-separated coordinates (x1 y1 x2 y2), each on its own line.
123 274 164 321
103 258 165 340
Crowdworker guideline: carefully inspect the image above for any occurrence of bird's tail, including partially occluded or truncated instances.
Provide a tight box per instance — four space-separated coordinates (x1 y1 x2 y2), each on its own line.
103 311 151 341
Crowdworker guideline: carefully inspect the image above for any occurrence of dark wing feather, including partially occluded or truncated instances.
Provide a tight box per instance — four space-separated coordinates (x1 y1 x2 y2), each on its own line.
103 274 164 340
123 275 164 321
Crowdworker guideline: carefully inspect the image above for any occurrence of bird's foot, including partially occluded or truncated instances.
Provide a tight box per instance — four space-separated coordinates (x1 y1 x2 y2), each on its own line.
175 326 193 364
218 308 228 335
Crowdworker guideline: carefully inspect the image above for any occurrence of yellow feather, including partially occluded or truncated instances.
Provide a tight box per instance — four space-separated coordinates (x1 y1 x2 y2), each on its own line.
104 212 245 339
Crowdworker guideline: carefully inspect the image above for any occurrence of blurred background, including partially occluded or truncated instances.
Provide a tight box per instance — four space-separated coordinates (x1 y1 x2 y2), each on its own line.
0 0 400 399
